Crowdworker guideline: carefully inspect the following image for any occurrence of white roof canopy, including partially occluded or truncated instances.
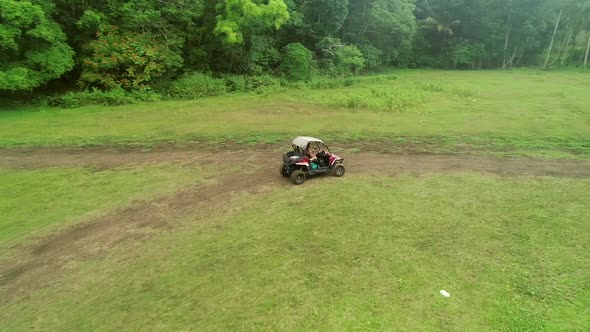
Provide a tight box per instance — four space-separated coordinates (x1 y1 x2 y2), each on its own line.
292 136 324 150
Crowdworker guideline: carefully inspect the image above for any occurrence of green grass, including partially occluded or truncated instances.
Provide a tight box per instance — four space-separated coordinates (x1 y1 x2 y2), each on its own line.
1 70 589 157
0 164 208 251
2 174 588 330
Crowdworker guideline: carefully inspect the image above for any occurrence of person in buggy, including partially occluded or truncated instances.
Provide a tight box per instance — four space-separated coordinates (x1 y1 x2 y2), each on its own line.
306 144 330 169
280 136 345 185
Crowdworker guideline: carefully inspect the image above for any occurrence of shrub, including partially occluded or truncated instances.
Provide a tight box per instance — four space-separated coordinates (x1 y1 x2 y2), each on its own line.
222 75 248 92
447 39 485 69
335 45 366 75
306 76 359 89
421 83 445 92
358 44 383 69
280 43 315 81
244 75 280 90
47 88 161 108
166 72 226 99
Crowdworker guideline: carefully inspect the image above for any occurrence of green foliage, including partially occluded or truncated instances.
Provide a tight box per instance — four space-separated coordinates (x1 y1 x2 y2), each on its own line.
241 74 281 90
304 0 349 36
222 75 248 92
447 39 485 68
0 0 585 97
214 0 290 44
47 88 161 108
335 45 366 74
280 43 315 80
359 44 384 69
0 0 74 91
165 72 226 99
80 27 183 90
307 76 359 89
344 0 417 65
220 74 281 92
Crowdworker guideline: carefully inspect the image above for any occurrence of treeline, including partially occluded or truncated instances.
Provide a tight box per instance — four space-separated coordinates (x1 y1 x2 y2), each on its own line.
1 0 589 95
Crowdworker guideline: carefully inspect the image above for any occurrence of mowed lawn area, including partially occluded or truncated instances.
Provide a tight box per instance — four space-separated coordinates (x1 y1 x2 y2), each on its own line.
1 70 589 158
1 70 589 330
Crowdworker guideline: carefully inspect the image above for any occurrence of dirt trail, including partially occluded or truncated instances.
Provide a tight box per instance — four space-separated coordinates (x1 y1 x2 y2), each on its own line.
1 146 589 177
1 146 589 305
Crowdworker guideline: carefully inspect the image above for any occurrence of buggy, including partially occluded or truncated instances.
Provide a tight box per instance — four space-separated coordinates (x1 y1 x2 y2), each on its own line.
279 136 345 185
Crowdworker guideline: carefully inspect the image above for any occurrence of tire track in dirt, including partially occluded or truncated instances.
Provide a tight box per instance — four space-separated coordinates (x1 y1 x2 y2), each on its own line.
1 146 589 305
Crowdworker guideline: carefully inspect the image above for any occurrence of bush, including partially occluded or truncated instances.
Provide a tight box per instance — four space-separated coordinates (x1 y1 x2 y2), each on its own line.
447 39 485 69
358 44 383 69
280 43 315 81
335 45 366 75
307 76 359 89
219 74 281 93
166 72 226 99
222 75 248 92
244 75 281 90
47 88 161 108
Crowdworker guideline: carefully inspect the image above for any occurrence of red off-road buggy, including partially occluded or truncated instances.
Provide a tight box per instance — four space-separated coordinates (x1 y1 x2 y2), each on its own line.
279 136 345 185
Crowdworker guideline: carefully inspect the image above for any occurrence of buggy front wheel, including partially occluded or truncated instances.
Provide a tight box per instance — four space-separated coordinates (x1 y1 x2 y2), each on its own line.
333 164 345 177
291 170 306 185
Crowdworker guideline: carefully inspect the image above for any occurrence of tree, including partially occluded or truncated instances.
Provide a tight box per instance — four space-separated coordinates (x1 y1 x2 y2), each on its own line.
0 0 74 90
544 8 563 69
214 0 290 44
414 0 463 67
80 27 183 90
343 0 416 66
303 0 349 37
416 0 461 36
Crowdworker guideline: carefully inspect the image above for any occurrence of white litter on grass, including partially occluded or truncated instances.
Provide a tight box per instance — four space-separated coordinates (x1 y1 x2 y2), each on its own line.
440 290 451 297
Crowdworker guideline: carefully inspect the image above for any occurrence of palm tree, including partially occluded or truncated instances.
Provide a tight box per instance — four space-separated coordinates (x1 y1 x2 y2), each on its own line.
416 0 461 36
415 0 461 60
418 13 461 36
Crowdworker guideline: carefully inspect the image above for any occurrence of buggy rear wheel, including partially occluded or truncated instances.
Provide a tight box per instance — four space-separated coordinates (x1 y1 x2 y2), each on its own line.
333 164 345 177
280 164 290 177
291 170 306 185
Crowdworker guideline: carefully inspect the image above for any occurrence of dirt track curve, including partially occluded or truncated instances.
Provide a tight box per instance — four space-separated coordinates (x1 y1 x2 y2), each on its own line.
1 146 589 305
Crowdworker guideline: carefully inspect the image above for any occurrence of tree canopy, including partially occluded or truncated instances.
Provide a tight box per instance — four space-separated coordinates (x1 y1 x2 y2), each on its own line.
0 0 74 90
1 0 589 92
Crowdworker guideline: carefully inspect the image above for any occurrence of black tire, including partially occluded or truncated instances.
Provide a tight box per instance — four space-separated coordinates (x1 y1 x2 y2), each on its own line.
333 164 345 177
291 170 306 185
280 164 290 177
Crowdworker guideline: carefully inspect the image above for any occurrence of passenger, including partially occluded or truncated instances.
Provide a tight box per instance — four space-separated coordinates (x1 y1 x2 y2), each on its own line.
306 145 317 160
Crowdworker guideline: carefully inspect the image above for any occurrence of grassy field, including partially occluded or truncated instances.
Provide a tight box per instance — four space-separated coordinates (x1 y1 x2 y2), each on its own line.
1 70 589 158
1 70 589 330
1 174 588 330
0 164 208 251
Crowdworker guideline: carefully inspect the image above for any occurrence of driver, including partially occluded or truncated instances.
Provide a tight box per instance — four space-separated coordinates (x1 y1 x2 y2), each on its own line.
306 145 320 169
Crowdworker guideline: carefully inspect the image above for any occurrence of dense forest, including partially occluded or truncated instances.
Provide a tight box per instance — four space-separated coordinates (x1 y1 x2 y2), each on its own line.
1 0 589 99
